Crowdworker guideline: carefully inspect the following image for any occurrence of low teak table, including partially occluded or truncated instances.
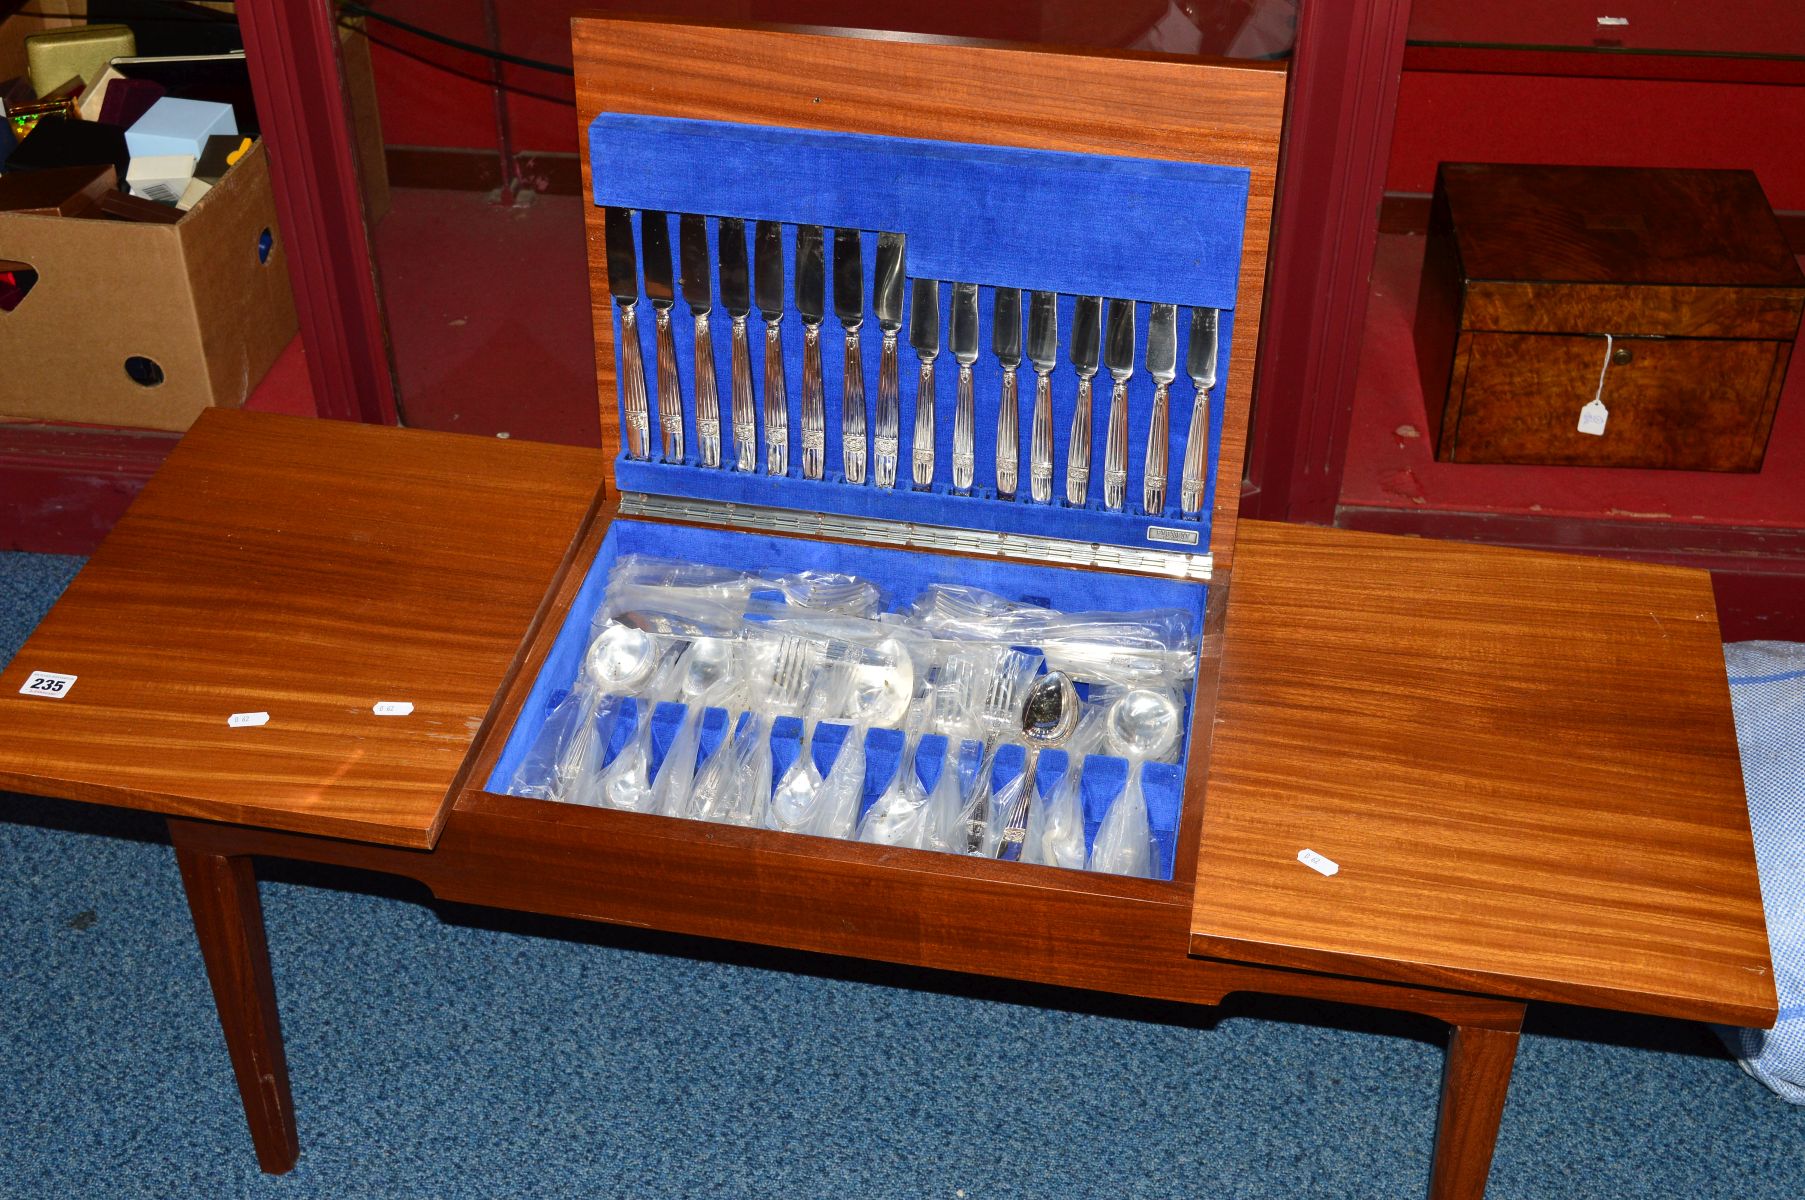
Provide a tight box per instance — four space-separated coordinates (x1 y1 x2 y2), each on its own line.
0 18 1777 1200
0 410 1772 1199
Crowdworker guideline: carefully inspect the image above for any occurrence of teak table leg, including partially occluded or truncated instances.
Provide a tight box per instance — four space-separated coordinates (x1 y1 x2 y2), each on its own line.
173 838 300 1174
1428 1009 1524 1200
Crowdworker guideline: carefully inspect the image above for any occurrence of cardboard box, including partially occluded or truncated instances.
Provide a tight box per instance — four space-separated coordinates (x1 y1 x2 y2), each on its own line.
0 137 298 430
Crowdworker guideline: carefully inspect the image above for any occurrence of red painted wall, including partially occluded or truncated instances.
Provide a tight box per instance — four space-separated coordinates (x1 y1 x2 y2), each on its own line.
1386 69 1805 211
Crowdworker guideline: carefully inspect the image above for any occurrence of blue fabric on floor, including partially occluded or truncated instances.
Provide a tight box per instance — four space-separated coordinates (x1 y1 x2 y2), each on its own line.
1720 641 1805 1102
2 549 1801 1198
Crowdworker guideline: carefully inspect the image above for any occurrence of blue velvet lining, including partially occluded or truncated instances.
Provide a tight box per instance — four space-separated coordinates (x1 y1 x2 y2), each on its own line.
590 115 1243 554
591 115 1248 309
484 519 1204 880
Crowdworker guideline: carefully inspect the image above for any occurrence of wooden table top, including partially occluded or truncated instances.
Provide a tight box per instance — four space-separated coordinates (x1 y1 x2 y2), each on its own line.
0 411 605 849
1195 521 1776 1027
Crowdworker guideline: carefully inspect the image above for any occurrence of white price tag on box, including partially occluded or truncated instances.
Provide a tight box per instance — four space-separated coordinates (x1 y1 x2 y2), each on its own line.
373 701 414 717
227 711 270 728
1297 848 1340 877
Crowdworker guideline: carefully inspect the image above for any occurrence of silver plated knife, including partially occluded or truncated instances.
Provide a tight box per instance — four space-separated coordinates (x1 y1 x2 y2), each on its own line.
834 228 867 484
679 213 720 468
754 220 789 476
1065 296 1102 505
1144 303 1178 514
1180 306 1220 517
1026 291 1057 503
909 278 940 490
992 287 1022 499
640 210 685 463
603 206 650 461
1101 298 1136 511
871 233 905 489
717 218 757 473
950 282 979 493
796 224 827 481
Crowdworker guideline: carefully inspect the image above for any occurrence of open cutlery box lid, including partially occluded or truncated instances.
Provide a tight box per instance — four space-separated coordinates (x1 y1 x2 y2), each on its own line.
475 14 1286 882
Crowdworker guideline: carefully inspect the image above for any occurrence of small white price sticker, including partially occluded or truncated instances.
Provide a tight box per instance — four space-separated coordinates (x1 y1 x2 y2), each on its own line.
1297 848 1340 877
227 711 270 728
19 671 77 698
1577 400 1609 436
372 701 414 717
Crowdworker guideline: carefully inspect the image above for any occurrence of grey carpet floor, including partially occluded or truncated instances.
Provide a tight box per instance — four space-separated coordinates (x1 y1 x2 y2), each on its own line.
1 550 1798 1198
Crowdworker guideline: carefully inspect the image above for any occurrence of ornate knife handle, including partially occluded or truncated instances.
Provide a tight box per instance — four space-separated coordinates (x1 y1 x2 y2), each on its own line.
911 358 936 489
618 303 651 460
1179 387 1211 517
654 307 685 463
729 316 757 473
692 313 720 468
1064 376 1093 506
842 330 867 484
800 323 825 480
763 319 789 476
1029 370 1054 503
1144 381 1170 514
873 331 900 489
995 368 1019 499
952 364 976 492
1102 377 1130 511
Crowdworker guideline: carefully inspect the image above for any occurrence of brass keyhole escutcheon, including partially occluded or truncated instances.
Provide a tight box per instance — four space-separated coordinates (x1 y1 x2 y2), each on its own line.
1611 345 1633 366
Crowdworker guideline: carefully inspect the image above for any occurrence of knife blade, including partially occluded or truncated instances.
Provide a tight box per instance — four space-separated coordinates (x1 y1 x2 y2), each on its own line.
796 225 827 480
909 278 940 489
640 210 685 463
1180 306 1220 517
949 282 979 493
1143 303 1178 514
603 206 650 461
1065 295 1102 505
1101 298 1136 511
680 214 721 468
834 228 867 485
992 287 1022 499
717 218 757 473
1025 291 1057 503
755 220 788 476
871 232 905 489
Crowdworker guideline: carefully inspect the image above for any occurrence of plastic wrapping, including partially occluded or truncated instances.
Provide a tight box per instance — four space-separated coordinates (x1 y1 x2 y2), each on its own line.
503 553 1202 879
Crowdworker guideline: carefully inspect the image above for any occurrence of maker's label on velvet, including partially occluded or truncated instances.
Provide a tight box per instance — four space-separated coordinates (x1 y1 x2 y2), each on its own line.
19 671 76 698
227 711 270 728
1297 848 1340 876
373 701 414 716
1146 526 1200 546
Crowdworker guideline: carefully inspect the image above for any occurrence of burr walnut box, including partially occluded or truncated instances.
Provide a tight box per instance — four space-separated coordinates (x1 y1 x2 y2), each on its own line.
1414 162 1805 471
